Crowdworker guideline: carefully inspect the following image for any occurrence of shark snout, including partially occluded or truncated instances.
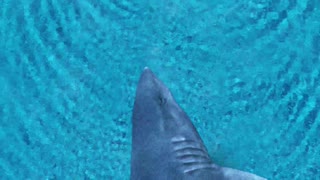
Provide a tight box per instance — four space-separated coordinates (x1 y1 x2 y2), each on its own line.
141 67 155 81
137 67 160 93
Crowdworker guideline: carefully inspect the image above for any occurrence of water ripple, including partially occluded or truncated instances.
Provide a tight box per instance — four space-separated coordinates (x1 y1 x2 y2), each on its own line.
1 0 320 179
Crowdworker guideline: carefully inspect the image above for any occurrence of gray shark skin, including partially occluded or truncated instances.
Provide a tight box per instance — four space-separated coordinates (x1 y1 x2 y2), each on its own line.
131 67 266 180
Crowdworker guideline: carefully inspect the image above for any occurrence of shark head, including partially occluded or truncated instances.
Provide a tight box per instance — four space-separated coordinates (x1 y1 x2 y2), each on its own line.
130 67 266 180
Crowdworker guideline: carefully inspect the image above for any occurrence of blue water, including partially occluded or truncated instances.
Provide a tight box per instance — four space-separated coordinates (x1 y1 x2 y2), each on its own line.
0 0 319 179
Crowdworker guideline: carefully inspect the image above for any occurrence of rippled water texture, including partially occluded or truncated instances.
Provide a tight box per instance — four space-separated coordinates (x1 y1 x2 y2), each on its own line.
0 0 320 179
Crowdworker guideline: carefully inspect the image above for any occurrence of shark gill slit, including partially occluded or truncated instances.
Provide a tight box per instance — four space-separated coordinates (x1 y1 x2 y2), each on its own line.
171 138 217 174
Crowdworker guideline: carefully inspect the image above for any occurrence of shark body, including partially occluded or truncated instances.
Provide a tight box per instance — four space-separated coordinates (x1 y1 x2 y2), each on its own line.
130 67 266 180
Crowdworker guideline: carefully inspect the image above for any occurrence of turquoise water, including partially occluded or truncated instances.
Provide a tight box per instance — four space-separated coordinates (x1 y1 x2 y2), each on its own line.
0 0 319 179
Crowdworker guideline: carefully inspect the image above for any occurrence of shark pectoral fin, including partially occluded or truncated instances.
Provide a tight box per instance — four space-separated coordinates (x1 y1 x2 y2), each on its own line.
221 167 267 180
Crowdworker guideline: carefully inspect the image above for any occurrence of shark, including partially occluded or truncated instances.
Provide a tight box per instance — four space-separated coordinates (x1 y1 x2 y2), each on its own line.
130 67 266 180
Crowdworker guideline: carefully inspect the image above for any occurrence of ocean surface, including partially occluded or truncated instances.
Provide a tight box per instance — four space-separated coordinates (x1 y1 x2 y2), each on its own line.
0 0 319 179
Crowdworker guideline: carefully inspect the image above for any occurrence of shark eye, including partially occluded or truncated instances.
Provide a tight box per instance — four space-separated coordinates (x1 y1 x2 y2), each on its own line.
158 96 167 105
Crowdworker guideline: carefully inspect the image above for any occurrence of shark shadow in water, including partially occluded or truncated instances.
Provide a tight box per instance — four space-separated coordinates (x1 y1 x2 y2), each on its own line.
130 67 266 180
